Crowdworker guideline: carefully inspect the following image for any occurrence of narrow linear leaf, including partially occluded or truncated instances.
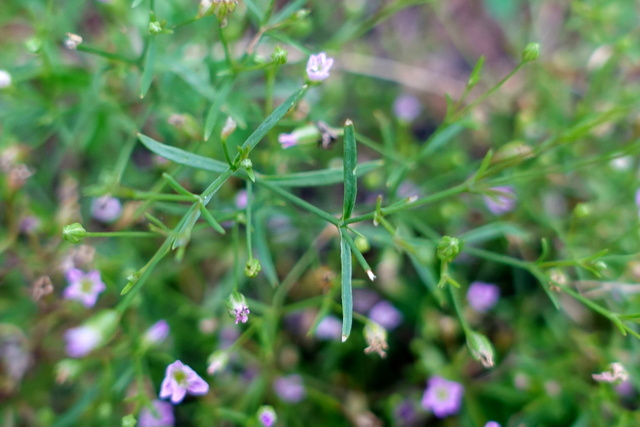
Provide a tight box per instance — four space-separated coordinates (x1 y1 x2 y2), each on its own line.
199 204 226 235
254 208 279 287
140 37 157 98
340 230 353 342
131 0 144 8
138 133 228 172
204 78 234 141
459 222 529 244
241 85 307 152
170 64 219 102
260 160 382 187
467 55 485 89
270 0 308 25
342 119 357 220
419 121 471 158
243 0 265 23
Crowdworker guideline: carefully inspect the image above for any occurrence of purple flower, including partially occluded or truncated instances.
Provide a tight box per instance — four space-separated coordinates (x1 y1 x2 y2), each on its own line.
485 422 501 427
615 379 634 397
273 374 306 403
306 52 334 82
635 189 640 215
483 186 516 215
421 376 464 418
393 94 422 122
139 400 175 427
143 320 170 346
278 133 298 149
63 268 106 308
159 360 209 404
467 281 500 312
227 292 250 324
235 190 248 209
368 300 402 330
257 405 277 427
315 315 342 341
393 400 417 425
91 196 123 223
64 325 101 358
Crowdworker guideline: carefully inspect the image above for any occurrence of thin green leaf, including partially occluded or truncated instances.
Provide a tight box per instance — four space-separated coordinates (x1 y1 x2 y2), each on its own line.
140 37 157 98
131 0 144 8
467 55 485 89
241 86 307 152
340 230 353 342
459 222 529 244
419 121 471 158
260 160 382 187
243 0 265 23
204 78 234 141
254 208 279 287
138 133 228 173
342 119 357 220
199 204 226 235
269 0 307 25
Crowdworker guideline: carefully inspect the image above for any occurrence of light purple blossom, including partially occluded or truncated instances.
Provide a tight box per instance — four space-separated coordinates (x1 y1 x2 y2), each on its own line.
393 94 422 122
278 133 298 149
63 268 106 307
421 376 464 418
91 196 123 223
139 400 175 427
635 189 640 216
144 320 170 346
159 360 209 404
615 379 634 397
273 374 306 403
592 362 628 383
466 281 500 312
315 315 342 340
368 300 402 330
235 190 248 209
64 325 101 358
485 422 501 427
483 186 516 215
306 52 334 82
257 405 277 427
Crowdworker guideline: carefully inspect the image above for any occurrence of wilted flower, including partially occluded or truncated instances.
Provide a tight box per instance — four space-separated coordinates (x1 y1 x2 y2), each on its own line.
393 94 422 122
421 376 464 418
315 315 342 341
466 281 500 312
363 321 389 358
306 52 334 82
91 196 123 223
592 362 628 383
64 33 83 50
257 405 277 427
160 360 209 404
139 400 175 427
143 320 170 347
63 268 106 308
368 300 402 331
0 70 11 89
483 186 516 215
206 350 229 375
227 292 250 324
273 374 306 403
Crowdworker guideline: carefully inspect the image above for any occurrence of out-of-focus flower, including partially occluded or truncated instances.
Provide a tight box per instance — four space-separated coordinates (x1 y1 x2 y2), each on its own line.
315 315 342 341
635 189 640 216
143 320 170 347
63 268 106 307
277 124 323 149
64 33 83 50
91 196 123 223
0 325 31 391
278 133 298 149
257 405 277 427
363 321 388 358
206 350 229 375
235 190 248 209
64 310 119 358
393 94 422 122
273 374 306 403
227 292 250 324
0 70 12 89
139 400 175 427
393 400 417 425
421 376 464 418
466 281 500 312
483 186 516 215
221 116 237 139
615 379 634 397
368 300 402 330
485 422 501 427
55 359 81 384
159 360 209 404
306 52 334 82
592 362 628 383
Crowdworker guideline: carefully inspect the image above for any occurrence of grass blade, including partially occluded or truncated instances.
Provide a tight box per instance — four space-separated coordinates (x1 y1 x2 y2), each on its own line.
260 160 382 187
138 133 229 172
140 37 156 98
342 119 357 220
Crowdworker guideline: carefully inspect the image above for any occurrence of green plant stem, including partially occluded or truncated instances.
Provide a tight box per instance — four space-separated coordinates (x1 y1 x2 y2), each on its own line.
85 231 160 238
76 45 137 65
245 181 254 258
259 180 340 226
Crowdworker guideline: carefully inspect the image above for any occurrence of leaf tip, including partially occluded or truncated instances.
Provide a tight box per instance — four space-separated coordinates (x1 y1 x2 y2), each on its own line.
366 269 376 281
345 119 353 126
342 334 349 343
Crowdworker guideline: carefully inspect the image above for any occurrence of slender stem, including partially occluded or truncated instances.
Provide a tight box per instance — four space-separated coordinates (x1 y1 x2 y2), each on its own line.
246 181 254 258
76 45 137 65
259 180 340 226
86 231 160 238
217 22 234 70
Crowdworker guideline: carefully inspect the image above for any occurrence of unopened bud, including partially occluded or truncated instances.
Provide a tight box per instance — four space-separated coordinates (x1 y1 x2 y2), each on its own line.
64 33 83 50
271 46 288 65
221 116 237 139
245 258 262 278
437 236 461 263
149 21 163 34
63 222 87 243
207 350 230 375
466 331 495 368
363 321 388 358
522 42 540 62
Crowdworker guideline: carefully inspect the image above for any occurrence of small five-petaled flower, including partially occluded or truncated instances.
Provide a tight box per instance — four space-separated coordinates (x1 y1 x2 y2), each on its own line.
160 360 209 404
306 52 334 82
63 268 106 308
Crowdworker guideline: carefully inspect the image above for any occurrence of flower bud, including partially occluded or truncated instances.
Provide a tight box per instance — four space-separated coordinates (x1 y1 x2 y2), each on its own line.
221 116 237 140
206 350 229 375
466 331 495 368
64 33 83 50
148 21 163 34
227 291 250 324
522 42 540 62
437 236 461 263
271 46 288 65
257 405 277 427
363 321 388 358
245 258 262 278
55 359 82 384
63 222 87 243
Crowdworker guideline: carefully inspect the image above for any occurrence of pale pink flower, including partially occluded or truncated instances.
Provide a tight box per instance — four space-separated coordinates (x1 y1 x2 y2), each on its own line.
483 186 516 215
421 376 464 418
143 320 170 346
273 374 305 403
139 400 175 427
91 196 123 223
64 325 101 358
306 52 334 82
592 362 628 383
159 360 209 404
63 268 106 308
466 281 500 312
